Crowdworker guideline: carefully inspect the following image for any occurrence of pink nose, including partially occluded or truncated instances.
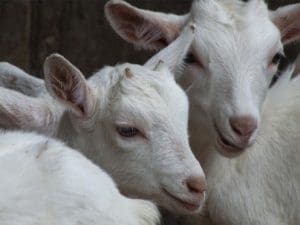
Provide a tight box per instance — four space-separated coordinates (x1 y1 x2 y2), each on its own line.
185 176 206 196
230 116 257 138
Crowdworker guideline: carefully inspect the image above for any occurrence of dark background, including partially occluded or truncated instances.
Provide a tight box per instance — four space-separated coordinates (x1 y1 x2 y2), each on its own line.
0 0 299 78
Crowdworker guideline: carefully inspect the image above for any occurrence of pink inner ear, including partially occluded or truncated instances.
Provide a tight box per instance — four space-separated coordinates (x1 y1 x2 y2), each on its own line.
109 4 145 40
50 67 69 101
272 4 300 44
49 63 91 118
0 107 20 128
111 4 141 25
110 4 169 48
106 2 183 50
282 27 300 44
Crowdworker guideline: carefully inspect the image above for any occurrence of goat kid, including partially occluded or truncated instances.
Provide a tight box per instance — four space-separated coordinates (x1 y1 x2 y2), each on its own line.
0 24 207 215
0 130 160 225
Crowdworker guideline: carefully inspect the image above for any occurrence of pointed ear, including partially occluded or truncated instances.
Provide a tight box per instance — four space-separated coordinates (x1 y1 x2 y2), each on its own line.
0 87 57 134
44 54 96 118
105 0 188 50
0 62 45 97
271 3 300 45
144 23 195 73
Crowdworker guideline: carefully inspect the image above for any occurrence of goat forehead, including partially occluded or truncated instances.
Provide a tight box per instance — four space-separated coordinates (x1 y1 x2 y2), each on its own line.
120 85 187 119
117 66 186 107
112 85 187 134
192 12 280 66
110 64 188 125
191 0 269 27
192 8 277 47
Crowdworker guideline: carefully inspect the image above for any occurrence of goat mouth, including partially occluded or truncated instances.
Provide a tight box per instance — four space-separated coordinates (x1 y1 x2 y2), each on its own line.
214 126 245 155
162 188 201 212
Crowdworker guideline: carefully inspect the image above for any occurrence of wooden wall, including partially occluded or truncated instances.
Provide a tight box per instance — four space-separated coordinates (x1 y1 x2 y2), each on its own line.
0 0 299 78
0 0 190 77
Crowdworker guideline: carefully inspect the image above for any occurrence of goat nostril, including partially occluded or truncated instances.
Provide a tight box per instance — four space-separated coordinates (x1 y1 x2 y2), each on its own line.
229 116 257 137
186 177 206 195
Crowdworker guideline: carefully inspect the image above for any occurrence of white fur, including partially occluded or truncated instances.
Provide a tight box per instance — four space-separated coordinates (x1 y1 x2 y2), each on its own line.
203 67 300 225
0 25 206 214
0 62 45 97
0 130 160 225
2 0 299 223
0 87 62 135
105 0 300 224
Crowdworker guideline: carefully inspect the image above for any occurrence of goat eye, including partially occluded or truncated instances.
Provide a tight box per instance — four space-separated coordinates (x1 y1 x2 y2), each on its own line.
185 53 197 64
272 53 284 65
117 127 139 138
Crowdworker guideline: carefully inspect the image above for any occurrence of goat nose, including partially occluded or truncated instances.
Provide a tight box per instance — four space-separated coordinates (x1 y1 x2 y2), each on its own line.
230 116 257 137
185 176 206 196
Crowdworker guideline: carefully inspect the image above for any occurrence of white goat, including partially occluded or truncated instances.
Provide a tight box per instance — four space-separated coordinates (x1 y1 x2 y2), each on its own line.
105 0 300 224
0 24 207 215
0 130 159 225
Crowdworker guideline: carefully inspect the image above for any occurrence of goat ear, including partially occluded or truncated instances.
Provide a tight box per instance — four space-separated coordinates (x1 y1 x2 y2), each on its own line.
0 62 45 97
271 3 300 45
44 54 96 118
144 23 195 73
105 0 187 50
0 87 56 134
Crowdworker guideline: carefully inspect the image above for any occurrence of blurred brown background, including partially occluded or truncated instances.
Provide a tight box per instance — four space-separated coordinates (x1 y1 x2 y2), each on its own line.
0 0 299 78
